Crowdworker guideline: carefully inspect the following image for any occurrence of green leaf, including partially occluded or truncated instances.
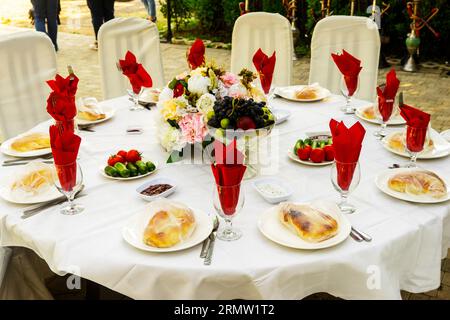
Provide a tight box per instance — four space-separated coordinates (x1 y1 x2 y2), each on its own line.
166 149 184 163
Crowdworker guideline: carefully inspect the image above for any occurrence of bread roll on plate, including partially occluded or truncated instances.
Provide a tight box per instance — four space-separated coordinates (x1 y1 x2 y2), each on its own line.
278 202 338 242
388 170 447 199
143 201 196 248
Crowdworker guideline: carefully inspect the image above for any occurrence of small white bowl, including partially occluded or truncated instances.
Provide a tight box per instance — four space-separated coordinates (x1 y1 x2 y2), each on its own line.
136 177 177 201
252 177 293 204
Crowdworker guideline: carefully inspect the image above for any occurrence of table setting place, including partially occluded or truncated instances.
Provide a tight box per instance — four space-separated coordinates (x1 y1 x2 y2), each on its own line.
0 40 449 300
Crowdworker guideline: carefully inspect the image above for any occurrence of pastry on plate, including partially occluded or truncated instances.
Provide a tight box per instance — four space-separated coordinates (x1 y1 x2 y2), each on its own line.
295 87 318 100
278 202 338 242
388 170 447 198
361 106 376 120
10 133 50 152
11 163 54 196
143 202 196 248
77 98 106 121
387 132 434 153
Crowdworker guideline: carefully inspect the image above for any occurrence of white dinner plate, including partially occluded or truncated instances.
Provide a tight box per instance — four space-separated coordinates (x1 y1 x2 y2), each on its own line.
0 131 52 158
258 201 351 250
122 202 213 253
375 168 450 204
381 129 450 159
287 150 333 166
0 163 61 204
355 105 405 126
76 106 115 126
100 160 158 181
275 85 331 102
273 109 291 125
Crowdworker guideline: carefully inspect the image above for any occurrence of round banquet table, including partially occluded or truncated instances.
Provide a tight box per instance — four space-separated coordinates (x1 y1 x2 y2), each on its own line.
0 94 449 300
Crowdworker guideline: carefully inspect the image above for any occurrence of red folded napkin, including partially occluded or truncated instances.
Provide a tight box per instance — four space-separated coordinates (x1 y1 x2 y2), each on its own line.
331 50 362 96
46 74 79 123
400 104 430 152
187 39 205 70
377 69 400 122
252 48 276 94
49 125 81 192
399 104 430 128
329 119 366 191
211 139 246 215
118 51 153 94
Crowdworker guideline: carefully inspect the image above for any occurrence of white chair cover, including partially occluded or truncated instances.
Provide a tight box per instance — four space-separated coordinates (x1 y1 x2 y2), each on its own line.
98 17 165 100
231 12 293 87
309 16 380 102
0 31 56 140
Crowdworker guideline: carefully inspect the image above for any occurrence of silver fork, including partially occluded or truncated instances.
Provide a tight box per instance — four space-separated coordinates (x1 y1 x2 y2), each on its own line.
3 154 53 164
351 226 372 242
203 217 220 265
200 216 219 259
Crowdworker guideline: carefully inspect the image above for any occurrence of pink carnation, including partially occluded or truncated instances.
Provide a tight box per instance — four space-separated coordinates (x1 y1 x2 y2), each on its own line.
178 113 208 144
220 72 239 88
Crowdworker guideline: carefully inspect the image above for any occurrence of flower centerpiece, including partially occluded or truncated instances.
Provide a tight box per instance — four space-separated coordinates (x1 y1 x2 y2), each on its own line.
157 39 271 163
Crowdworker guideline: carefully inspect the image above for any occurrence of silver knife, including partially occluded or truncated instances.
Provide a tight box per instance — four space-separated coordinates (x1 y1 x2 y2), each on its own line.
351 227 372 242
3 160 53 167
350 230 363 242
204 233 216 265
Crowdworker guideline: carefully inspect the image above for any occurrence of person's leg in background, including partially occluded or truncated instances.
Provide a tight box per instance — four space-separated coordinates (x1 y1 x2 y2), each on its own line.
31 0 47 34
87 0 103 49
103 0 115 23
45 0 59 51
148 0 156 22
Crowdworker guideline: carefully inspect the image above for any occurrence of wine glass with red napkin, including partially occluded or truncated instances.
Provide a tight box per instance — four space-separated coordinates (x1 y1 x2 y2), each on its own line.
187 38 205 70
211 139 246 241
49 125 84 215
253 48 276 97
331 50 362 114
329 119 366 214
118 51 153 111
46 73 79 133
374 69 400 139
399 104 431 167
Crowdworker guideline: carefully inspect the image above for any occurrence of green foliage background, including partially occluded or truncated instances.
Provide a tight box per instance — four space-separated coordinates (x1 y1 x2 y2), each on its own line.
160 0 449 61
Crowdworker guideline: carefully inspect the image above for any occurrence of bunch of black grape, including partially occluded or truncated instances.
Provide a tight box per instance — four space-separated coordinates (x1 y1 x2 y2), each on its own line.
207 97 275 129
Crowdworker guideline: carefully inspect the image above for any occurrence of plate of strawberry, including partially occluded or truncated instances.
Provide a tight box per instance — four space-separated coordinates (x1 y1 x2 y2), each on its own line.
288 133 334 166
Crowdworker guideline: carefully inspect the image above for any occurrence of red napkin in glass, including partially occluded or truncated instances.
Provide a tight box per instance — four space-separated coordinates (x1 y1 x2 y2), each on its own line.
49 125 81 192
252 48 276 94
46 74 79 123
187 39 205 70
400 104 430 152
211 139 246 215
377 69 400 122
329 119 366 191
331 50 362 96
118 51 153 94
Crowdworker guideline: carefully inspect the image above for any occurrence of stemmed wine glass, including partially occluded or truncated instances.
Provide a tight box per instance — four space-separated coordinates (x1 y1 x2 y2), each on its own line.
340 76 359 114
331 161 360 214
212 183 245 241
405 125 428 167
53 162 84 215
127 88 145 111
373 97 395 139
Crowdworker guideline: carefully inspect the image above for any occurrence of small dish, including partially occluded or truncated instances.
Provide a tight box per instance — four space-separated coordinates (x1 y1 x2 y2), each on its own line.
136 177 177 201
252 177 292 204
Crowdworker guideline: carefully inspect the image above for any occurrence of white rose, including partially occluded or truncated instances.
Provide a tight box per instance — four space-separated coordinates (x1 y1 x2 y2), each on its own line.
228 82 248 99
159 122 185 152
196 93 216 115
188 74 211 96
159 87 174 103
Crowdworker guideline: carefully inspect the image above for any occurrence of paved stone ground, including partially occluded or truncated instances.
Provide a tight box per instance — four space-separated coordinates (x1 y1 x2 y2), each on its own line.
0 24 449 300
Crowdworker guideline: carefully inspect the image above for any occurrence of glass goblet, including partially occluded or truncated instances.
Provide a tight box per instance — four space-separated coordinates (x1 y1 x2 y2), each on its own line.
373 98 394 139
405 125 428 167
340 75 359 114
53 162 84 215
331 161 360 214
127 87 145 111
212 183 245 241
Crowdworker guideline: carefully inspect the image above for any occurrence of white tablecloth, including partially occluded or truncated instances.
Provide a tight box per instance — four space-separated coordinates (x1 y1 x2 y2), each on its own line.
0 95 449 300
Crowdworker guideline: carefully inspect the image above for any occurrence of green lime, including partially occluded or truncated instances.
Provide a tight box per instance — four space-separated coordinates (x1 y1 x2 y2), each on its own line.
220 118 230 129
207 110 215 120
